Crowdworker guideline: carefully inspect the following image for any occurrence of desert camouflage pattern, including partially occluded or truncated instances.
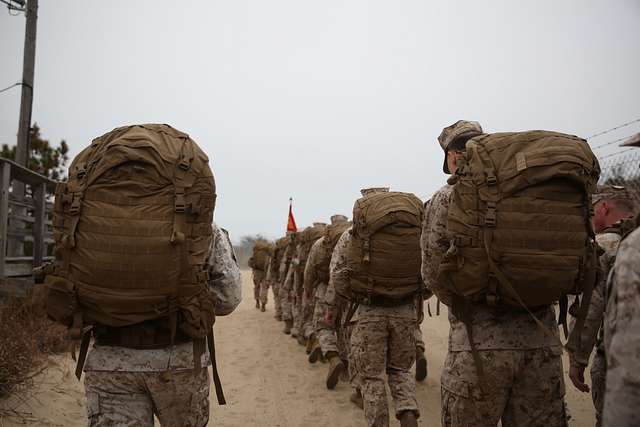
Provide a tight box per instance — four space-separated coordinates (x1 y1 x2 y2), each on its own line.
84 368 209 427
422 185 561 351
604 226 640 426
252 269 265 302
568 231 621 426
84 223 242 372
441 347 567 427
422 183 566 425
265 257 282 317
331 231 419 426
302 238 327 339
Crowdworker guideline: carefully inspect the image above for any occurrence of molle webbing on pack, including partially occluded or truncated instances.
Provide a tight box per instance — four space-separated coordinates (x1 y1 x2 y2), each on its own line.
45 124 222 402
438 130 600 309
347 191 424 300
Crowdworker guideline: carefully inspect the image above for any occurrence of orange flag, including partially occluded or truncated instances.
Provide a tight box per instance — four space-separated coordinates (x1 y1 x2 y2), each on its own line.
287 197 297 232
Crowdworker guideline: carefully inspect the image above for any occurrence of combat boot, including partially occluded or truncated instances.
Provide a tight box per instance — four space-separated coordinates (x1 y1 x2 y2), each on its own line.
283 319 293 335
415 348 428 381
340 359 349 382
255 300 260 309
308 339 322 364
260 302 266 312
297 334 306 346
349 388 363 410
399 411 418 427
274 313 282 321
326 352 344 390
305 335 315 355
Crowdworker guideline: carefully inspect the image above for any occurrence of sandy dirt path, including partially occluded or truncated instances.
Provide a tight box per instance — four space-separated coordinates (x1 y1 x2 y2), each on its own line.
1 272 596 426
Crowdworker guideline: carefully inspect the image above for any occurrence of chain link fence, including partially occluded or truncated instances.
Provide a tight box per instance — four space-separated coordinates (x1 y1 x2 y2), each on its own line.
593 128 640 208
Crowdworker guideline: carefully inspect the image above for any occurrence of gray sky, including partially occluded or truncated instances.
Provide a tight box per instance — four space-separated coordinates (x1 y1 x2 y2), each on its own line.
1 0 639 242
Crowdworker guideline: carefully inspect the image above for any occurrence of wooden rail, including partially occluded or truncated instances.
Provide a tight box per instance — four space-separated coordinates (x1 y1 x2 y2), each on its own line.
0 157 57 279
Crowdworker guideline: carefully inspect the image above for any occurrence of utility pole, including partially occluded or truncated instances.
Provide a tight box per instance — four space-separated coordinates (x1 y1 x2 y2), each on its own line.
15 0 38 167
10 0 38 257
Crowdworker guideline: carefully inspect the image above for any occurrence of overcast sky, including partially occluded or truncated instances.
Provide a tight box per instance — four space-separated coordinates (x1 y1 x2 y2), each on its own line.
1 0 639 241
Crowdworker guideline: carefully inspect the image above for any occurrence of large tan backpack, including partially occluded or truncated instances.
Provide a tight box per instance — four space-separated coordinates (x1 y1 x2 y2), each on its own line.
312 221 352 284
249 240 271 271
438 130 600 309
347 192 424 300
298 223 327 268
45 124 221 389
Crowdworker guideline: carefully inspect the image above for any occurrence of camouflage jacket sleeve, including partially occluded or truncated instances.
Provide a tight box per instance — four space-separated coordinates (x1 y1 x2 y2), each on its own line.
420 184 454 306
569 232 620 367
278 246 291 283
604 227 640 426
303 238 324 295
330 230 352 300
265 258 272 282
207 224 242 316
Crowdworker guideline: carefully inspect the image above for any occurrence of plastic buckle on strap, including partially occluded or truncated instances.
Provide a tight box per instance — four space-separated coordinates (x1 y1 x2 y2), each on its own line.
485 202 496 227
175 189 186 213
69 193 82 215
76 163 87 179
485 169 497 186
178 156 191 171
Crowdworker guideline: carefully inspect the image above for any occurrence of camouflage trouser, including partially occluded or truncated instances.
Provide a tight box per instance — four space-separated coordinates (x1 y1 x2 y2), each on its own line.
415 324 424 352
441 347 567 427
280 268 294 322
261 279 281 316
591 351 606 427
350 310 418 427
302 282 325 339
84 368 209 426
252 270 265 302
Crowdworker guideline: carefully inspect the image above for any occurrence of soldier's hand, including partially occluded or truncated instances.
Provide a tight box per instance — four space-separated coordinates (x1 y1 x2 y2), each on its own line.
569 364 590 393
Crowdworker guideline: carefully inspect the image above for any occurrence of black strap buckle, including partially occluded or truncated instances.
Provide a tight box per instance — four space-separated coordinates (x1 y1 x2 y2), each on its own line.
485 202 496 227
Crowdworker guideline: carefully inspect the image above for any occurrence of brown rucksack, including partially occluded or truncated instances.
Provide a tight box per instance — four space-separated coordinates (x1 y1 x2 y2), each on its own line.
45 124 223 397
347 192 424 300
437 130 601 309
249 240 272 271
312 221 352 284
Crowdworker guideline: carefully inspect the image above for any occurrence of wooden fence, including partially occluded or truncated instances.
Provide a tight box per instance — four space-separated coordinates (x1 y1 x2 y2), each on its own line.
0 157 57 280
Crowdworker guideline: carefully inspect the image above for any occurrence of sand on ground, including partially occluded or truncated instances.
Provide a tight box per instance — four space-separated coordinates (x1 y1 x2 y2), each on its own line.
0 272 596 426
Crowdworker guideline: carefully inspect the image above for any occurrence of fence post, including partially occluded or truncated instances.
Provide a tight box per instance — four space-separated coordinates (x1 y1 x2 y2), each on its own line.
33 181 46 268
0 163 11 278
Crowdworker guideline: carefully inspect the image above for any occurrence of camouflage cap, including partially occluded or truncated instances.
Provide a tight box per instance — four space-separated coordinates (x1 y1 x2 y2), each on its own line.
438 120 483 174
312 222 327 227
592 184 632 205
330 214 348 225
360 187 390 197
621 133 640 147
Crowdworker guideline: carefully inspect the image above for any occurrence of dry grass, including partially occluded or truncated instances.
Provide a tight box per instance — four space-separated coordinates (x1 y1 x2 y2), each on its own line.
0 289 66 399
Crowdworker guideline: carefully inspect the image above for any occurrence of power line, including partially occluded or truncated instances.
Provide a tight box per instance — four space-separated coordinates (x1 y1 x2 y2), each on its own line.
591 134 637 150
0 82 23 94
587 118 640 140
599 148 636 161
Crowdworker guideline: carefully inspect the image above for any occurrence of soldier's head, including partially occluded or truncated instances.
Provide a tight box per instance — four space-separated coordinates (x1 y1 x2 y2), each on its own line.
360 187 390 197
592 185 636 233
330 214 348 225
438 120 483 175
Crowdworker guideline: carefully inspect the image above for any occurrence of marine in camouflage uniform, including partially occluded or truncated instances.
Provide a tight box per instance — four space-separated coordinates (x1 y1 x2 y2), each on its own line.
423 121 567 427
279 234 297 334
333 188 420 427
248 241 270 311
83 223 242 426
567 185 635 427
263 247 280 319
603 135 640 427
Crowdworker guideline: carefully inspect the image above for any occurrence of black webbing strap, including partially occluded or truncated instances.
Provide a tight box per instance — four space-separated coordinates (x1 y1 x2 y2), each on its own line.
566 250 598 354
207 330 226 405
75 329 92 380
558 296 569 339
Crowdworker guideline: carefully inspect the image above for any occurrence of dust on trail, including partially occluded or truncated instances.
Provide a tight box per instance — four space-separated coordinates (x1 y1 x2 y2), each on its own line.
0 272 595 426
